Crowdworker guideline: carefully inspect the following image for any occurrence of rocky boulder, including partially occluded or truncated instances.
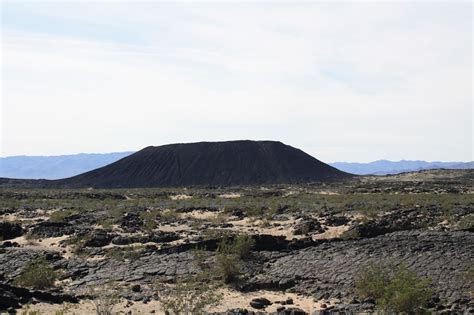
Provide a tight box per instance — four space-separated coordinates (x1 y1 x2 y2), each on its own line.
30 221 75 238
294 219 325 235
84 230 113 247
121 213 143 232
0 222 23 240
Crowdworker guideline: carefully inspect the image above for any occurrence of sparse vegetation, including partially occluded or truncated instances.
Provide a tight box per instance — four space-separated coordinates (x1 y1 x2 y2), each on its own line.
355 262 391 299
105 245 144 261
214 235 254 283
49 209 76 223
140 209 160 231
14 256 57 289
85 283 120 315
0 171 472 313
231 234 255 259
355 263 433 313
456 214 474 231
340 228 360 240
157 273 222 314
98 218 114 231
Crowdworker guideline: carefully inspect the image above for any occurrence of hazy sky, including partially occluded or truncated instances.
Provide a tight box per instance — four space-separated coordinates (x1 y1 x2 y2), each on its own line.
1 1 472 162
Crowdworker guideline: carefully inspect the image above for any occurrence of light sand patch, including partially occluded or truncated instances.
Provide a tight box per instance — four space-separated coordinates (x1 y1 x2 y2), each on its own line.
313 225 350 239
0 212 49 223
213 289 332 313
218 193 241 199
157 223 191 233
225 218 299 239
19 290 334 314
315 191 339 195
183 210 222 221
169 194 192 200
5 235 74 258
19 299 162 315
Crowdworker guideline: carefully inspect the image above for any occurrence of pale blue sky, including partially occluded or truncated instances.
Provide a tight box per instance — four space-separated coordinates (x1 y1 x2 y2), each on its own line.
1 1 472 162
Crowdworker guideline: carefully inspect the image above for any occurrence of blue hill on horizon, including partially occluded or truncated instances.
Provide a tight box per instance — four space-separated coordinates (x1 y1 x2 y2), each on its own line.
0 152 472 179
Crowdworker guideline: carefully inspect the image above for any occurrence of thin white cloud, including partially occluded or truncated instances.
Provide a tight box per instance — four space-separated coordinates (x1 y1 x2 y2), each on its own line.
1 2 472 162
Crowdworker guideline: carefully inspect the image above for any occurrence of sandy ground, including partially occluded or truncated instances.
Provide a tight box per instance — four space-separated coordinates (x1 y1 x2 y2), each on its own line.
7 235 74 259
212 289 332 313
224 217 298 239
313 225 349 239
183 210 221 220
0 211 49 223
218 193 241 199
18 289 332 314
169 194 192 200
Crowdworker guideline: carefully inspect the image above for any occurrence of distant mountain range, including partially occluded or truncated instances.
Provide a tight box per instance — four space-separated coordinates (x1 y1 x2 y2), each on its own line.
0 150 472 179
331 160 473 175
0 152 133 179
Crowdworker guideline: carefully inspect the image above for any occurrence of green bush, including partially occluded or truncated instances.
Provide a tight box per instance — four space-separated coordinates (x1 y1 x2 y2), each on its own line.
456 214 474 231
140 210 160 231
340 228 360 240
380 266 433 313
355 262 390 299
231 234 255 259
105 245 144 261
14 256 57 289
49 209 76 223
98 218 114 231
217 234 255 259
216 251 241 283
355 263 433 313
215 236 248 283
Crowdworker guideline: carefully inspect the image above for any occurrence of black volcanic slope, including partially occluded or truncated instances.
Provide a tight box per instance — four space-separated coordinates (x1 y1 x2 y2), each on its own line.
53 141 351 188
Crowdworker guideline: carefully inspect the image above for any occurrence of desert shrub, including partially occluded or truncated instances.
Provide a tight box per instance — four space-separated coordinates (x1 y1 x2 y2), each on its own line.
244 206 266 218
85 283 120 315
20 308 41 315
140 209 160 231
202 228 231 240
215 236 250 283
157 273 221 314
467 267 474 298
24 231 39 242
65 234 89 255
160 209 181 221
340 228 360 240
380 266 433 313
216 251 241 283
217 234 254 259
355 262 391 299
456 214 474 231
232 234 255 259
14 256 57 289
355 263 433 313
192 247 210 270
105 245 143 261
98 218 114 231
49 209 76 223
466 265 474 283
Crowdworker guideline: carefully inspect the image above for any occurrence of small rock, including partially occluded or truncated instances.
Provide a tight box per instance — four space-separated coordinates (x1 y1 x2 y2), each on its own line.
277 306 286 312
249 297 271 309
